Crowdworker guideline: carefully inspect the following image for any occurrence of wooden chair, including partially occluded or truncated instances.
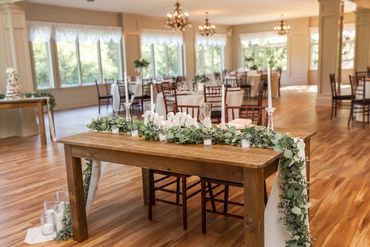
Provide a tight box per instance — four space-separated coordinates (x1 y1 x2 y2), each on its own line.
348 75 370 129
104 79 114 96
94 80 112 114
276 68 282 97
355 71 369 78
237 73 252 99
148 102 201 230
117 81 133 113
161 82 178 115
174 104 200 121
200 105 268 234
132 79 152 113
203 85 227 123
329 73 351 119
260 74 268 98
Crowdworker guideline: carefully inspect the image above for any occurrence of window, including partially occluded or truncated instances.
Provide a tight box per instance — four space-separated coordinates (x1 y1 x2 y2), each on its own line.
310 24 356 70
79 41 99 84
141 29 183 79
196 34 226 75
31 40 53 89
196 45 223 74
57 40 79 87
28 21 122 89
240 32 287 70
101 41 121 80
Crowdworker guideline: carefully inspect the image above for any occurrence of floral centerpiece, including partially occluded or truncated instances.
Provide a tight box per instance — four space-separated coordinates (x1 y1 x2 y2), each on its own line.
133 58 150 77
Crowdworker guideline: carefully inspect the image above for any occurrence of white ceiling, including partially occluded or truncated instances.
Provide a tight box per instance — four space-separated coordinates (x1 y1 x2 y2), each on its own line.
27 0 357 25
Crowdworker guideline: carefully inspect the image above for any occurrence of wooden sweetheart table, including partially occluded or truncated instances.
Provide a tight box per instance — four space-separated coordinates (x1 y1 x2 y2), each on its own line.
59 129 316 246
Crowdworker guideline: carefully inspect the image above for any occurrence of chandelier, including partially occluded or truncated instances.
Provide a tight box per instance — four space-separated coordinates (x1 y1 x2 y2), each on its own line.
199 11 216 37
166 1 190 32
274 15 290 35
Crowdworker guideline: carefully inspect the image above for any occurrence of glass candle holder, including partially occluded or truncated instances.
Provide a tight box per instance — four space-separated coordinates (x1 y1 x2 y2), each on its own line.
241 138 251 149
159 131 166 142
40 213 55 236
53 201 65 232
112 127 119 134
131 127 139 137
203 136 212 146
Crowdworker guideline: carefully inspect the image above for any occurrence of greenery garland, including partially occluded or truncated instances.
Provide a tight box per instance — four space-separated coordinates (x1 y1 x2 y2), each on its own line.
0 91 56 112
85 116 311 246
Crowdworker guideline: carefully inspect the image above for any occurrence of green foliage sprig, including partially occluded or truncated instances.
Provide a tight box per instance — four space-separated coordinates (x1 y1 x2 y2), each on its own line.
193 74 210 84
0 91 56 112
133 58 150 69
54 204 72 241
24 91 56 112
85 116 311 246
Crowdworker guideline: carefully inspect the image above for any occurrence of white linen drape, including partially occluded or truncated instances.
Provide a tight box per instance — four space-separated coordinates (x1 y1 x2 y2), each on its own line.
196 33 227 47
28 21 122 43
141 29 183 45
240 31 287 46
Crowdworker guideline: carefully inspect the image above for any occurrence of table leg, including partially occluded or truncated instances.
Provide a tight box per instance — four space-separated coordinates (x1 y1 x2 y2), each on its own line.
37 102 47 145
244 168 265 247
142 168 150 205
304 138 311 201
64 145 88 241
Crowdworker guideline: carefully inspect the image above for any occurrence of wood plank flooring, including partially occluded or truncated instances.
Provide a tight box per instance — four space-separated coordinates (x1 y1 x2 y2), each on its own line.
0 86 369 247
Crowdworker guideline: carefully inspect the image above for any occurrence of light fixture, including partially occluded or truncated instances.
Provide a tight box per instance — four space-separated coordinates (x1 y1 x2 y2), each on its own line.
199 11 216 37
274 15 290 35
166 1 190 32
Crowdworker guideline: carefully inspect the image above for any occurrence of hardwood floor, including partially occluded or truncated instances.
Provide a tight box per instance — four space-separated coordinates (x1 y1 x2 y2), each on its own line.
0 86 369 247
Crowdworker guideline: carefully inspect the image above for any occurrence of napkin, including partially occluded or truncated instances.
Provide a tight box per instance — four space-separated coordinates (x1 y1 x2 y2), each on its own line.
24 226 56 244
227 118 252 129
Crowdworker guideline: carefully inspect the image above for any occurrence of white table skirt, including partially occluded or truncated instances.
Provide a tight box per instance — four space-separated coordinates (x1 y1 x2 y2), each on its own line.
155 90 244 119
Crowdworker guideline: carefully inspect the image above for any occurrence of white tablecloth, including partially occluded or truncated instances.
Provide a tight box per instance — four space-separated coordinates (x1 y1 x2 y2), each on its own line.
111 83 142 112
155 90 244 118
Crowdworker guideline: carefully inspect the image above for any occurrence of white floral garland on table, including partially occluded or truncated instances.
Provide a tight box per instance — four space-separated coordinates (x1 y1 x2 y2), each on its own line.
57 112 311 246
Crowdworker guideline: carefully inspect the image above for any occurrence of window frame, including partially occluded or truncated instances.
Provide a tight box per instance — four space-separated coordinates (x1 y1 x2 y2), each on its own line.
30 40 55 90
196 44 225 75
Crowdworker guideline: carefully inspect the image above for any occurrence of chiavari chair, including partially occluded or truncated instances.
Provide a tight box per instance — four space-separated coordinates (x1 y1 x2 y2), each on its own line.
94 80 112 114
200 104 268 234
174 104 200 122
348 75 370 129
161 82 178 115
203 85 227 123
329 73 351 119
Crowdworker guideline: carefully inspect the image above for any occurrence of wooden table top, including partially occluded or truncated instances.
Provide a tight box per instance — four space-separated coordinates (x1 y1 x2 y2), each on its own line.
59 129 316 169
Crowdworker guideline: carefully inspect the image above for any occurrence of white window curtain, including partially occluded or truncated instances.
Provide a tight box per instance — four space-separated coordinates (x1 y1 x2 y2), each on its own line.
240 31 287 47
196 33 227 47
141 29 183 45
27 21 122 43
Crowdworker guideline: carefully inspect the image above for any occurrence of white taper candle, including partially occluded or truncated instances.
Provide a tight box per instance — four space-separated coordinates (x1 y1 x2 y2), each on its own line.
150 84 154 112
221 84 225 124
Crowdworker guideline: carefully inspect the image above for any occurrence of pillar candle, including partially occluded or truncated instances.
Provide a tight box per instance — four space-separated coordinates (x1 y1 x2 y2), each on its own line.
221 84 225 125
267 66 273 109
124 72 129 104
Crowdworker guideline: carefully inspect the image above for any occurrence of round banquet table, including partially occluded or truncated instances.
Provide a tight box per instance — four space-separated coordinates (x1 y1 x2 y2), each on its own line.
155 89 245 119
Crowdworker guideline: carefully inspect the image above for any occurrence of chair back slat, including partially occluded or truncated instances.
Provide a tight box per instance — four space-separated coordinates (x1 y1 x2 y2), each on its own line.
226 105 265 126
203 85 227 110
329 74 337 98
104 79 114 95
142 79 152 97
174 104 200 122
94 80 101 97
161 82 178 115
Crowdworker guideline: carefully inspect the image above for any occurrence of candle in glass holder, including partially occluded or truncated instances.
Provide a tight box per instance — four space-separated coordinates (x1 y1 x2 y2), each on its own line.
112 127 119 134
40 213 55 236
159 132 166 142
221 84 225 125
203 136 212 146
241 138 251 149
150 84 154 112
124 72 129 104
267 66 272 109
131 129 139 137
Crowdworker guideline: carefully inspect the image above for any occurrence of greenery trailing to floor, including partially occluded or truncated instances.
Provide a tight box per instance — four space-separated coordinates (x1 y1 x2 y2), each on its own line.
85 116 311 246
54 204 72 241
0 91 56 111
